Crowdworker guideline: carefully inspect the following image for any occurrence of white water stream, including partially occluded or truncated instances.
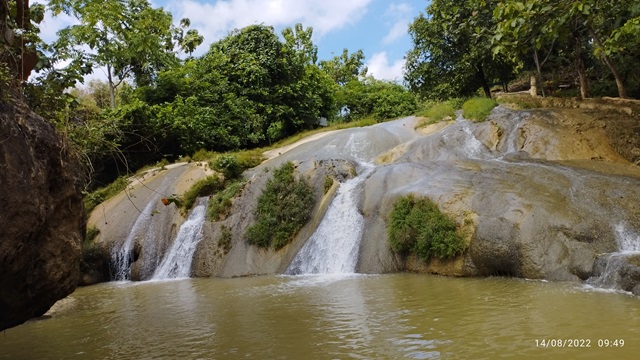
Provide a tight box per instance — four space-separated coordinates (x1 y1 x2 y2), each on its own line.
587 223 640 290
287 132 375 275
152 198 208 280
111 198 159 281
286 165 374 275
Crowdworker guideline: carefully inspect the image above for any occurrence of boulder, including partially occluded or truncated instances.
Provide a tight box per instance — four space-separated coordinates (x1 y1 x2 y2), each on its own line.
0 102 84 330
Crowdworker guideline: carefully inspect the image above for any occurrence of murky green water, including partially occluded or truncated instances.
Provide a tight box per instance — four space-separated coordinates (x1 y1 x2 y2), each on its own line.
1 274 639 359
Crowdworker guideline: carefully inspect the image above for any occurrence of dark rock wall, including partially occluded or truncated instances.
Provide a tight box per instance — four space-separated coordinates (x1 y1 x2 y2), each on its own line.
0 101 84 330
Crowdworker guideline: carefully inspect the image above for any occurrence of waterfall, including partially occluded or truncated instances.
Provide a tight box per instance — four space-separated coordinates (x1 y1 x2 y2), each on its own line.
286 165 373 275
152 198 208 280
111 198 158 281
587 223 640 291
615 223 640 253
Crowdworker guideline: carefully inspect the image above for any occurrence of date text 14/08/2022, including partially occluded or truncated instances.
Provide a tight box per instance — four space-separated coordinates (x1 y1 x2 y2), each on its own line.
535 339 624 348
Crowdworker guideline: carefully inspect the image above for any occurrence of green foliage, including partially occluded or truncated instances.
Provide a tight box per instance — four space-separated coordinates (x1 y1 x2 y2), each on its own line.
323 176 333 194
234 149 265 170
212 154 242 179
462 97 498 122
181 175 225 212
388 194 466 261
496 95 541 109
85 226 100 243
80 240 108 275
210 150 264 180
84 176 129 214
191 149 217 162
207 180 246 221
405 0 517 100
80 226 108 274
338 78 418 122
421 102 456 122
246 162 315 249
50 0 189 106
218 225 232 254
319 48 367 85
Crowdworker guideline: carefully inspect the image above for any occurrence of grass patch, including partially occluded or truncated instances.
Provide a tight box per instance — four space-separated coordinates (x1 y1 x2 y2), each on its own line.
218 225 232 255
209 149 265 180
207 180 246 221
323 176 333 194
84 176 129 214
246 162 315 249
181 174 225 212
462 97 498 122
191 149 218 162
415 98 466 128
388 194 466 261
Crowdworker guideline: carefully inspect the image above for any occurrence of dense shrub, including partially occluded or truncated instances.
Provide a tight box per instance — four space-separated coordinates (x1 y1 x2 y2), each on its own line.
210 150 264 180
416 98 466 128
212 154 243 179
181 174 225 211
462 97 497 122
207 180 246 221
246 162 315 249
388 194 466 261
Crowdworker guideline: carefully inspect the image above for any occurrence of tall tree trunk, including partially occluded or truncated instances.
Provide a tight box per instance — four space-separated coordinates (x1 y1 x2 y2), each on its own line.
533 49 546 97
16 0 30 29
107 64 116 108
574 34 589 99
588 27 627 98
476 63 491 98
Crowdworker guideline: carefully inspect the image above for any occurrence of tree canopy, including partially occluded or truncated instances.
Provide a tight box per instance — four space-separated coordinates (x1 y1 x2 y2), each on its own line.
406 0 640 100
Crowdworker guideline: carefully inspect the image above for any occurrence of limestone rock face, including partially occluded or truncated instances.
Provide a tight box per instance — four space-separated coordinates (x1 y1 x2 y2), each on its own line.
0 102 84 331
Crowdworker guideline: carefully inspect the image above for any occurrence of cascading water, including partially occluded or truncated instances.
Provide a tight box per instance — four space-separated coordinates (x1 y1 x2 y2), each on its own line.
111 198 159 281
587 223 640 291
152 198 208 280
287 165 374 275
287 132 374 275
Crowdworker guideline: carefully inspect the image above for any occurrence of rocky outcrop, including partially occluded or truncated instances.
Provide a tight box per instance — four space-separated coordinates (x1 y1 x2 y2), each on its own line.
87 162 213 281
91 106 640 292
191 158 356 277
0 101 85 331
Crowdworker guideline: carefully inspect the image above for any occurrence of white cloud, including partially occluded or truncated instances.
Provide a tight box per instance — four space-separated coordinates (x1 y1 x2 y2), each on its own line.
382 21 408 44
381 2 412 45
34 1 79 44
384 2 412 18
366 51 405 81
168 0 373 55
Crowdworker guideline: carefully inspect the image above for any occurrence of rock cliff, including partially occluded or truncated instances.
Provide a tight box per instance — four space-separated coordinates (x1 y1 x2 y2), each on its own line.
0 101 85 330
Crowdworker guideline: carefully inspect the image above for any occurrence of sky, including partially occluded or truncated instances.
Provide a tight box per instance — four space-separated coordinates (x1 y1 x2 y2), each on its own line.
35 0 431 82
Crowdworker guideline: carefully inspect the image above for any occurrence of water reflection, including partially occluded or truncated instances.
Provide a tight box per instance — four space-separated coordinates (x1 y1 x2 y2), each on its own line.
1 275 639 359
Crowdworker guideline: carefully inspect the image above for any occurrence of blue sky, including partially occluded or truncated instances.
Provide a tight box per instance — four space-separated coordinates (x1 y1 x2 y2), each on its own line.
37 0 431 82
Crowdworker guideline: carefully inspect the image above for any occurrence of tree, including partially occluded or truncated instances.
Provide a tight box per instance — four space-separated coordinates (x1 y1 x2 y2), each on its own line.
338 77 417 121
49 0 187 107
176 18 203 57
319 48 367 85
493 0 640 99
405 0 517 100
282 22 318 65
0 0 45 87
